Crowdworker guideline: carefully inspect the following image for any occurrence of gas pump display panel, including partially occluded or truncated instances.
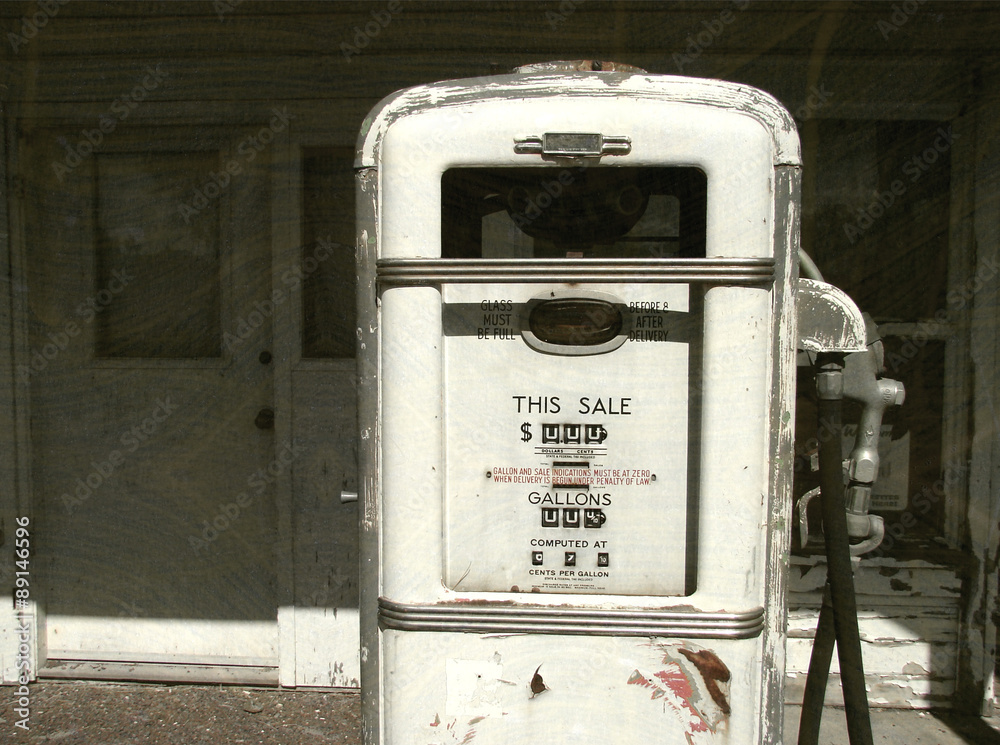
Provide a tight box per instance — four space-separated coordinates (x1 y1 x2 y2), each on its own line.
441 167 705 597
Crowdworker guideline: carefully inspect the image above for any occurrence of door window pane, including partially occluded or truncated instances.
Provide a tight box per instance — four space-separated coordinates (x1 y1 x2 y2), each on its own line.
301 147 356 358
95 152 221 358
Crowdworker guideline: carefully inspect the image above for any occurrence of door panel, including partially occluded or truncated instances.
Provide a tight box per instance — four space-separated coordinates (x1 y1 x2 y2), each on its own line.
21 124 279 666
288 146 361 687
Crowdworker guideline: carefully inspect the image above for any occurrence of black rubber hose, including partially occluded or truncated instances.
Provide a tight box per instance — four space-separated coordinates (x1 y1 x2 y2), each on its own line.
816 390 874 745
797 583 836 745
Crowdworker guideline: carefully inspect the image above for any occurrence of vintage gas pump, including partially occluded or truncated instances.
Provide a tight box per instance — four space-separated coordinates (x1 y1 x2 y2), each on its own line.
354 62 881 745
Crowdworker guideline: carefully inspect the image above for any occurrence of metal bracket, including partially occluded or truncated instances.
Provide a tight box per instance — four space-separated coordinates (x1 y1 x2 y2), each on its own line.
797 278 868 354
797 487 822 550
513 132 631 157
796 487 886 556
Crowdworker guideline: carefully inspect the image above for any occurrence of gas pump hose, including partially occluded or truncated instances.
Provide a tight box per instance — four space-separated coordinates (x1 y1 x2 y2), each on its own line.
797 355 874 745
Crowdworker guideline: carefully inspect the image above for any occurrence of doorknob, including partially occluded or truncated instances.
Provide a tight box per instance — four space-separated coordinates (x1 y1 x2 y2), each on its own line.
254 407 275 430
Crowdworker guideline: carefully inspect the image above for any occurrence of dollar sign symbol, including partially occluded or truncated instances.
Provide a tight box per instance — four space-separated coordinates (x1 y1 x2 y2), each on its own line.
521 422 532 442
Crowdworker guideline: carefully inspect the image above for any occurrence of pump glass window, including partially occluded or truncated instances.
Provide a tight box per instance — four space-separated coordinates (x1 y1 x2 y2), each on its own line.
441 167 707 259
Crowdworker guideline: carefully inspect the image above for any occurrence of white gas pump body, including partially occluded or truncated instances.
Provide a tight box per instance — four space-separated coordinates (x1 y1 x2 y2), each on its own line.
356 71 801 745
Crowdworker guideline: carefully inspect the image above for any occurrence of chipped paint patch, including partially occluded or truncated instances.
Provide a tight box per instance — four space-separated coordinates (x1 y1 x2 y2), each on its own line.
628 666 711 734
426 715 482 745
628 643 731 738
445 657 504 718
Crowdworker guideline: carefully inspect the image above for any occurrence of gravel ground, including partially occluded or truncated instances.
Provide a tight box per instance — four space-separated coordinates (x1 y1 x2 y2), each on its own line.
0 682 361 745
784 704 1000 744
5 681 1000 744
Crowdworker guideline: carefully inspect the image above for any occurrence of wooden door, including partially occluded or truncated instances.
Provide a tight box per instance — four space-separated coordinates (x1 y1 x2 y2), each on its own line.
20 123 281 673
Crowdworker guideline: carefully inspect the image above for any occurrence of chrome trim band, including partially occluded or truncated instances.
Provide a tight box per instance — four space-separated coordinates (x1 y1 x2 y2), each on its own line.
376 258 775 287
378 598 765 639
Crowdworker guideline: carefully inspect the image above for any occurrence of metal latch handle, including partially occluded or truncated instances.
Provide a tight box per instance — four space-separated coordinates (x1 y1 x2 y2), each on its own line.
513 132 631 157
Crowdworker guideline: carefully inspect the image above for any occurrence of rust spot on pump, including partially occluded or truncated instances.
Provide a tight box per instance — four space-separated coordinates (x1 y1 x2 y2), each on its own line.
529 665 548 698
678 648 731 716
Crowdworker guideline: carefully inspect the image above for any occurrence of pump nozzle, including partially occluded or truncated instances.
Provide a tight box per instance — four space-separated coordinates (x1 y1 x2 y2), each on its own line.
841 316 904 550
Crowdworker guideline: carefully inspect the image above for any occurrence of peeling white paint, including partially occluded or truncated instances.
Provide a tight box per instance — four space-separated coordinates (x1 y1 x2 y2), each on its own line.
445 658 505 718
356 72 801 169
787 555 962 707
